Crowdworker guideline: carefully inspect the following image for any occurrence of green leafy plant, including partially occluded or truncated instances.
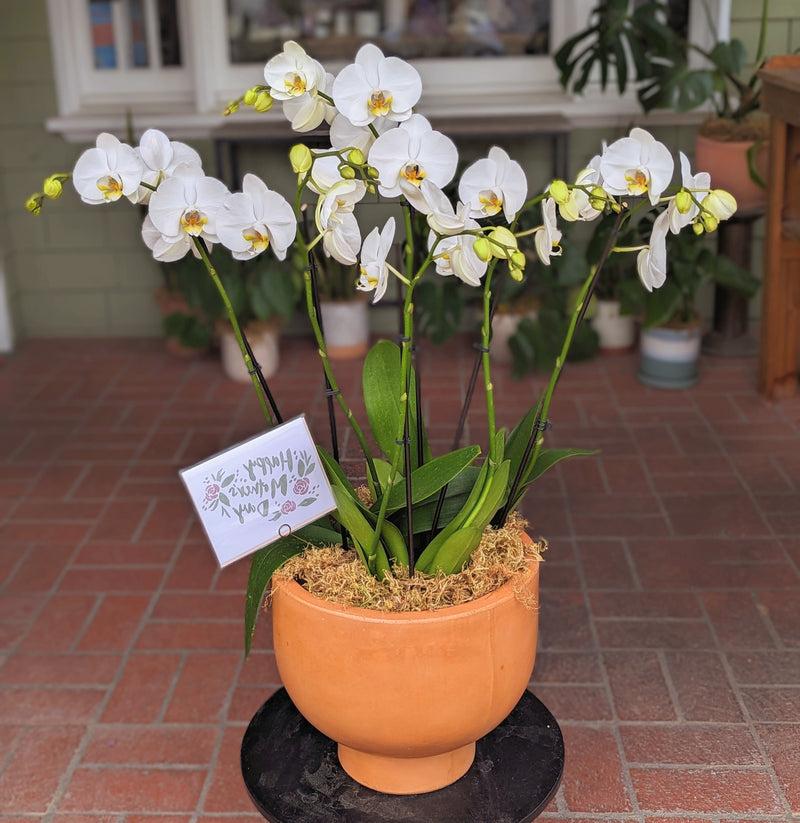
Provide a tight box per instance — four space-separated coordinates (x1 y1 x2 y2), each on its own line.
555 0 769 122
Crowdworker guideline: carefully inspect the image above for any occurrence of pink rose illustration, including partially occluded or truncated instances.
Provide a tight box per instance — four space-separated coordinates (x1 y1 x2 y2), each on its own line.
281 500 296 514
205 483 220 501
293 478 310 495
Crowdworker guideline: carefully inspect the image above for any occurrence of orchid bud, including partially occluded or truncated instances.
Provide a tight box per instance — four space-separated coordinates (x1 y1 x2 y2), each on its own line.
548 179 570 205
243 87 259 106
488 227 518 259
289 144 313 174
25 194 43 215
253 90 273 113
367 166 379 179
347 148 365 166
472 237 491 262
702 189 737 221
510 250 526 270
223 101 239 116
693 222 704 236
589 186 606 211
509 266 524 282
43 176 63 199
339 164 356 180
701 213 719 233
675 190 692 214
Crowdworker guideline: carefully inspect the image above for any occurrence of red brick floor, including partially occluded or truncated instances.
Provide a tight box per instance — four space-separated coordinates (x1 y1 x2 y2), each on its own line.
1 336 799 821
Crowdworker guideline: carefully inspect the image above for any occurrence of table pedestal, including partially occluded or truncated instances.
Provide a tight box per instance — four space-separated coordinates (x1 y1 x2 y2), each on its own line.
240 688 564 822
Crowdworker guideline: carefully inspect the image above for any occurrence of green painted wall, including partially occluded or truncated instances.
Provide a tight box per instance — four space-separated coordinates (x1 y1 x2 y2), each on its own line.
0 0 794 339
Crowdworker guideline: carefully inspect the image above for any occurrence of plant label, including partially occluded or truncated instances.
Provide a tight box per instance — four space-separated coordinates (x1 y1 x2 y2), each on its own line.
179 415 337 567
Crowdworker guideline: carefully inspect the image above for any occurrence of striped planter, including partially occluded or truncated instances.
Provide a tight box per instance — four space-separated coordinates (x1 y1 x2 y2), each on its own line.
320 299 370 360
638 324 702 389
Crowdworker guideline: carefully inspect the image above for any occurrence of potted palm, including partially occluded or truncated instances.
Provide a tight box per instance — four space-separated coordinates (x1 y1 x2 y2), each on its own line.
555 0 773 209
28 40 737 797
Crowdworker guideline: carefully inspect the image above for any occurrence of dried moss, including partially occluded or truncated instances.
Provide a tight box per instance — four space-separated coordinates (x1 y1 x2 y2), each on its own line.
274 513 545 612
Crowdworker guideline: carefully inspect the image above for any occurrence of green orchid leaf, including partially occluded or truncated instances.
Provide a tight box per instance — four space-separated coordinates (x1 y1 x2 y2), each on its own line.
426 527 485 576
244 522 340 656
510 448 598 510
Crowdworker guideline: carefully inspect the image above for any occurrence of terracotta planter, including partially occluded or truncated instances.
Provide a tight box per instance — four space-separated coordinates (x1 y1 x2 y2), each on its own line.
638 322 702 389
219 322 279 384
591 299 636 352
491 309 538 364
320 299 369 360
694 134 767 212
271 534 540 795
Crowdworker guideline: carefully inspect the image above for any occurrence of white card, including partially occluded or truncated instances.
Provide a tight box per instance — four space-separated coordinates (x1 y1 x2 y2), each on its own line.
179 415 337 567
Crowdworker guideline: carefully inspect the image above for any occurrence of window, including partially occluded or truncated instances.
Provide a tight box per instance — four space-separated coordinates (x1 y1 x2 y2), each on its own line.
46 0 729 139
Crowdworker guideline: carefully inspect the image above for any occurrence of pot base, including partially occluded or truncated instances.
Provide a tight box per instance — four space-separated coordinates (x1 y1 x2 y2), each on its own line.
338 741 475 795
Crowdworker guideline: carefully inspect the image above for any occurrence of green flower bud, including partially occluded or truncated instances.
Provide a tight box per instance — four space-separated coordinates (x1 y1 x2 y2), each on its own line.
339 164 356 180
675 190 692 214
43 176 63 199
223 101 239 116
509 266 524 282
548 179 570 205
588 186 607 211
367 166 380 179
702 189 737 221
488 226 518 259
25 194 43 215
472 236 491 262
289 143 313 174
253 90 273 113
510 250 526 270
692 222 704 236
347 148 365 166
701 212 719 233
243 87 259 106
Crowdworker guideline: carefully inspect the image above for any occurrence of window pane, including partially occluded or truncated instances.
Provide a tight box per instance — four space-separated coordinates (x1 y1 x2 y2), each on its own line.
227 0 551 65
157 0 182 66
89 0 117 69
129 0 150 67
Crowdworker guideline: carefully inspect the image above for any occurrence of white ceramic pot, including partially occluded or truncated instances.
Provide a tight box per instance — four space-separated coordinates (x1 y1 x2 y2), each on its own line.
638 324 702 389
320 299 369 360
591 299 636 351
220 323 280 384
491 310 538 365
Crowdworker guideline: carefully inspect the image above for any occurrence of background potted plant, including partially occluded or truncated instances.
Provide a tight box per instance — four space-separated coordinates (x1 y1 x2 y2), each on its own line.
314 252 371 359
555 0 773 210
619 224 759 389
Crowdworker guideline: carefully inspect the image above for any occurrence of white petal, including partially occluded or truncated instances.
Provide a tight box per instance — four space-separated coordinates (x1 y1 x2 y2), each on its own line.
217 192 255 253
378 216 396 259
147 175 187 236
354 43 384 86
360 225 381 264
368 127 410 189
169 141 202 174
377 57 422 113
72 147 111 204
330 115 376 153
332 64 372 127
138 129 172 172
417 130 458 188
283 92 326 132
262 190 297 255
308 155 343 195
458 156 495 216
325 213 361 264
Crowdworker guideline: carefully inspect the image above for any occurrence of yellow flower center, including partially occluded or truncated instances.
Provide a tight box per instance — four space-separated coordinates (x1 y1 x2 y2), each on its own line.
624 168 649 195
284 72 307 96
401 164 426 187
478 190 503 215
96 175 123 201
180 209 208 237
243 228 270 252
368 90 393 117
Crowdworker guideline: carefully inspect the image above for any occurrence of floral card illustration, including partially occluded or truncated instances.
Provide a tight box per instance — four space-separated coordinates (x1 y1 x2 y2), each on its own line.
179 415 337 567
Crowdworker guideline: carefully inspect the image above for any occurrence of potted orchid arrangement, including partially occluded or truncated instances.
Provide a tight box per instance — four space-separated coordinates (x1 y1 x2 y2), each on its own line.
27 39 738 797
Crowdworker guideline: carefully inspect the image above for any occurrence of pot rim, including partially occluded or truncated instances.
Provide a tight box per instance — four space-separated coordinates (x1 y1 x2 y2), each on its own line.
695 133 765 150
272 556 540 625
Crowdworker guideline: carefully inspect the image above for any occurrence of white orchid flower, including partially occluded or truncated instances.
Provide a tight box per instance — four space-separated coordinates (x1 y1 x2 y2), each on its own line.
702 189 737 221
141 215 207 262
600 127 674 206
217 173 296 261
428 227 487 288
264 41 326 101
332 43 421 127
315 179 366 265
533 198 562 266
307 155 345 196
356 217 396 303
458 146 527 222
282 72 336 133
129 129 201 204
368 114 458 213
147 164 229 253
330 114 394 154
558 155 603 222
637 209 670 292
72 133 144 205
668 152 710 234
421 181 471 236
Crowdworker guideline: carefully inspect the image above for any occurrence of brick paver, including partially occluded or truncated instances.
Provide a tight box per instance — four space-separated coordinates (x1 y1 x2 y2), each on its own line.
1 337 799 820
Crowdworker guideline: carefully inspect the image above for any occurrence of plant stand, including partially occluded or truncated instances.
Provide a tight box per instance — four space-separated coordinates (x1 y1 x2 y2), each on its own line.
702 208 762 358
240 688 564 822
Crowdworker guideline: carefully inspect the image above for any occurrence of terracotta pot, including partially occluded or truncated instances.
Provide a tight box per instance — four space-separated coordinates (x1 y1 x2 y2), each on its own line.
271 533 540 795
491 309 538 364
591 299 636 352
694 134 767 212
219 322 280 384
320 299 369 360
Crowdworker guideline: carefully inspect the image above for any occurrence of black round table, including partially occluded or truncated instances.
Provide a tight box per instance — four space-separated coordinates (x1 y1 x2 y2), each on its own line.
241 688 564 822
